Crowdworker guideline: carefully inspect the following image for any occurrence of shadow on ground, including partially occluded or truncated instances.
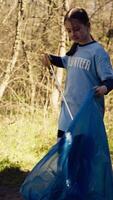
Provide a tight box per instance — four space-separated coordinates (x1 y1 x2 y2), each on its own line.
0 161 113 200
0 166 29 200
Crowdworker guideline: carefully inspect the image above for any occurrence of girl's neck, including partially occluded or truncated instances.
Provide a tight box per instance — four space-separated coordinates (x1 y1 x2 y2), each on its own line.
78 35 93 45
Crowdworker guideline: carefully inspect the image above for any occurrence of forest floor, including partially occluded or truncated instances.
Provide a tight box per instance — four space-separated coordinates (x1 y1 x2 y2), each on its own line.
0 186 23 200
0 166 29 200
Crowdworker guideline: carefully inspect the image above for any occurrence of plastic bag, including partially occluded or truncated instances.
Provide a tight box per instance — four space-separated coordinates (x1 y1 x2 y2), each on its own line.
20 90 113 200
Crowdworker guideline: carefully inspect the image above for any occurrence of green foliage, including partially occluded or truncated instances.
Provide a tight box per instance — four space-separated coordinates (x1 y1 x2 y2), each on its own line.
0 109 58 171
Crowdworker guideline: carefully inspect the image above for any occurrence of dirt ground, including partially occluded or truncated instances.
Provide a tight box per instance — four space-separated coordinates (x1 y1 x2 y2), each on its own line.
0 166 28 200
0 186 23 200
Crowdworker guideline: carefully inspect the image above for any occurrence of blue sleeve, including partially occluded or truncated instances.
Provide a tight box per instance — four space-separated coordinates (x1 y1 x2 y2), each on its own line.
95 48 113 81
49 54 68 68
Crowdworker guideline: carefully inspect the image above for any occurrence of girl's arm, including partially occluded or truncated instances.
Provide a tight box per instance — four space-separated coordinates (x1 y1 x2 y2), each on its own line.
95 48 113 95
102 78 113 93
95 78 113 96
49 54 65 68
43 53 66 68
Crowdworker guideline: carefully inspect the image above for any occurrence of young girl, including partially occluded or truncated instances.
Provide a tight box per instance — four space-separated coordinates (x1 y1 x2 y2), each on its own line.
44 8 113 139
20 8 113 200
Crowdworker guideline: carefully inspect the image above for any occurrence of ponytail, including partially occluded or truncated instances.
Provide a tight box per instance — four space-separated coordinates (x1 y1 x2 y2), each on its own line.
66 43 78 56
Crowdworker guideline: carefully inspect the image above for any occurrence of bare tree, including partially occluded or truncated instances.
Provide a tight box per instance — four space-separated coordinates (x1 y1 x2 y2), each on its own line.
0 0 113 114
0 0 23 100
51 0 72 109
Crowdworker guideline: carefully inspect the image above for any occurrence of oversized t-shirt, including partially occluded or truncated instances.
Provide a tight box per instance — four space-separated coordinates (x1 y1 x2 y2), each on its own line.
58 41 113 131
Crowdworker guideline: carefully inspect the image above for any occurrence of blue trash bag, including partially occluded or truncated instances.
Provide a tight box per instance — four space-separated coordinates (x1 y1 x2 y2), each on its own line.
20 90 113 200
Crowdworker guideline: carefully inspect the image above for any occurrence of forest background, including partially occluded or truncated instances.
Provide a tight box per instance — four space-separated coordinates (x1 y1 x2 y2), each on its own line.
0 0 113 198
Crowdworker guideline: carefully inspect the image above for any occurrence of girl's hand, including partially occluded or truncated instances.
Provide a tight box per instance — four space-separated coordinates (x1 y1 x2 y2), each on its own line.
42 53 51 67
95 85 107 96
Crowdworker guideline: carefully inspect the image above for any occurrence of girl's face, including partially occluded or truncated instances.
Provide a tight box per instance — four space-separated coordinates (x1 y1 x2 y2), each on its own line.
65 19 91 44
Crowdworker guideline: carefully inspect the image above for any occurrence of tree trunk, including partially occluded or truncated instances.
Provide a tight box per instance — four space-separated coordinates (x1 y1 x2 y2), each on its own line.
51 0 71 109
51 15 66 109
23 2 37 112
0 0 23 100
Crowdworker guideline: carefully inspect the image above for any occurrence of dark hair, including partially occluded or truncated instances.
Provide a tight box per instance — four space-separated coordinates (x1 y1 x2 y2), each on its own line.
64 8 90 25
65 8 91 56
